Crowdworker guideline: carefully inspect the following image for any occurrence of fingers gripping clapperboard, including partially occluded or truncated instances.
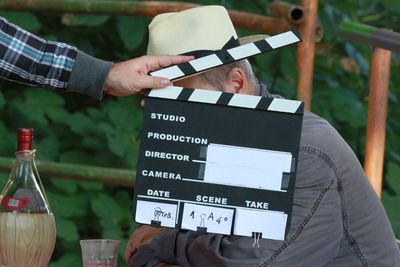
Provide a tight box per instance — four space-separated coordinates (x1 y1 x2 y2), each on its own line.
132 31 304 241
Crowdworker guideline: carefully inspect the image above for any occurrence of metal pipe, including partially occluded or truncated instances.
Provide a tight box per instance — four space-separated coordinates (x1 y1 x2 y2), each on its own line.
228 10 291 34
0 157 135 188
0 0 292 34
269 1 323 42
364 47 391 198
269 1 304 24
340 21 400 52
0 0 198 16
297 0 318 110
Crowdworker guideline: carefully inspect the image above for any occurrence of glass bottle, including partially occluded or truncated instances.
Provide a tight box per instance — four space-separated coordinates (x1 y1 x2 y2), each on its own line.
0 128 56 267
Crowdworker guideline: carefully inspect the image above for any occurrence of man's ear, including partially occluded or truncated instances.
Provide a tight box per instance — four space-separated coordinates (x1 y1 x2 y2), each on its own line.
224 67 251 94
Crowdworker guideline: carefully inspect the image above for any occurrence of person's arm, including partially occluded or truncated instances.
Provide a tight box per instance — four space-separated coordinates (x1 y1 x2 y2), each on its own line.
0 16 193 100
68 53 194 100
0 16 79 90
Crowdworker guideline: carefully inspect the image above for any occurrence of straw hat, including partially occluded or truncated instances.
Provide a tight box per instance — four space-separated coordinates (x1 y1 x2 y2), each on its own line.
147 5 267 57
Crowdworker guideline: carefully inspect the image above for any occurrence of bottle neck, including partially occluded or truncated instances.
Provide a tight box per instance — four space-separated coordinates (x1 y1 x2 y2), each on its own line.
15 150 36 161
12 150 37 185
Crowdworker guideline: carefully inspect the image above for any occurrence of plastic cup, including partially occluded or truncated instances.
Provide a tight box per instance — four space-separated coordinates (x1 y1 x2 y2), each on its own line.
80 239 120 267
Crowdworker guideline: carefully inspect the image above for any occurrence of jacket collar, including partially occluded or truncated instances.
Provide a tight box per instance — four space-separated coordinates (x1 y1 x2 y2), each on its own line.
257 82 271 98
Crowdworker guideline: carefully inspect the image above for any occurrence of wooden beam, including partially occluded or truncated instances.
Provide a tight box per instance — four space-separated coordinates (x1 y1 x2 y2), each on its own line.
0 0 292 34
0 157 135 188
364 47 391 198
297 0 318 110
340 21 400 52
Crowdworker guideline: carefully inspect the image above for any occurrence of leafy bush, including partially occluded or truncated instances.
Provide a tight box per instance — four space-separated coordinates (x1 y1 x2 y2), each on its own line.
0 0 399 265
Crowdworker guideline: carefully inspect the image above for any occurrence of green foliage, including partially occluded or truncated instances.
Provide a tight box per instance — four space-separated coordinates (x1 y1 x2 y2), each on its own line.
0 1 399 265
116 16 149 51
0 91 5 109
62 14 110 27
0 12 41 31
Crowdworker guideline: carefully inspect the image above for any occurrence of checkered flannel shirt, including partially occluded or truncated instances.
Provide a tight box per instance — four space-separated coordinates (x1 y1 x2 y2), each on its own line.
0 16 78 89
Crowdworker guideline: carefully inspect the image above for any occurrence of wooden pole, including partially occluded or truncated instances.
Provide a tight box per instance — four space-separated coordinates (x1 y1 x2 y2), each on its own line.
364 47 391 198
297 0 318 110
0 157 135 188
0 0 291 34
340 21 400 52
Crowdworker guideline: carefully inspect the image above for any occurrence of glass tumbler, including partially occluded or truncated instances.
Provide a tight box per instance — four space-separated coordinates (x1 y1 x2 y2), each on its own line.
80 239 120 267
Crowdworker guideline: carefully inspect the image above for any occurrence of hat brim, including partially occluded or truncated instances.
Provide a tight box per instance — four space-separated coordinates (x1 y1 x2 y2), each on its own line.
172 34 269 81
181 34 269 58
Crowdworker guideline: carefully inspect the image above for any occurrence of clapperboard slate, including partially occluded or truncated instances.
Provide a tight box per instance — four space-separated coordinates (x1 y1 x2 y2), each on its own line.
132 31 304 240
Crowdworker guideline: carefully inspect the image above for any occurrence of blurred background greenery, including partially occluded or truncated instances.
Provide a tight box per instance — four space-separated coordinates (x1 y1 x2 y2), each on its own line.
0 0 399 266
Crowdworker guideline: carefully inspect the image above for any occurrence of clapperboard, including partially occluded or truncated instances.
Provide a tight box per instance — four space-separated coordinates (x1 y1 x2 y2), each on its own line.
132 30 303 240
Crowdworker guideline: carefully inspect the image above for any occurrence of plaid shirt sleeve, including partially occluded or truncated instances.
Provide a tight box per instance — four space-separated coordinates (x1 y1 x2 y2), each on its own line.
0 16 78 90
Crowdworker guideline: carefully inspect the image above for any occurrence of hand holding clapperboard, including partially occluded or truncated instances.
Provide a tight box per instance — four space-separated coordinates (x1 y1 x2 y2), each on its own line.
132 30 304 241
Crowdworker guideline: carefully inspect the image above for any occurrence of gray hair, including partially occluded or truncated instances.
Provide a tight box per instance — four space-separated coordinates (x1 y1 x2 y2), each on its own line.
197 59 258 92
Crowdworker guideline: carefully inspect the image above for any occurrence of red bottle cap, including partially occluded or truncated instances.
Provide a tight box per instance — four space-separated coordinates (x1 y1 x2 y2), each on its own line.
17 128 33 151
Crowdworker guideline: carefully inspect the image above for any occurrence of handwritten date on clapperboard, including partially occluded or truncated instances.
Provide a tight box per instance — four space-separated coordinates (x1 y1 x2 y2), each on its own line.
135 200 177 228
181 203 235 235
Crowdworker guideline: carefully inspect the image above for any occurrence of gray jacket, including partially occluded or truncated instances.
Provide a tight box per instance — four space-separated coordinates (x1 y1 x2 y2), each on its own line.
132 94 400 267
67 51 112 100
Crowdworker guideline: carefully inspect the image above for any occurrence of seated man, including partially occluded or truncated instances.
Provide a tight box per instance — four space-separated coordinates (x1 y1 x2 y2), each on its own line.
126 5 400 267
